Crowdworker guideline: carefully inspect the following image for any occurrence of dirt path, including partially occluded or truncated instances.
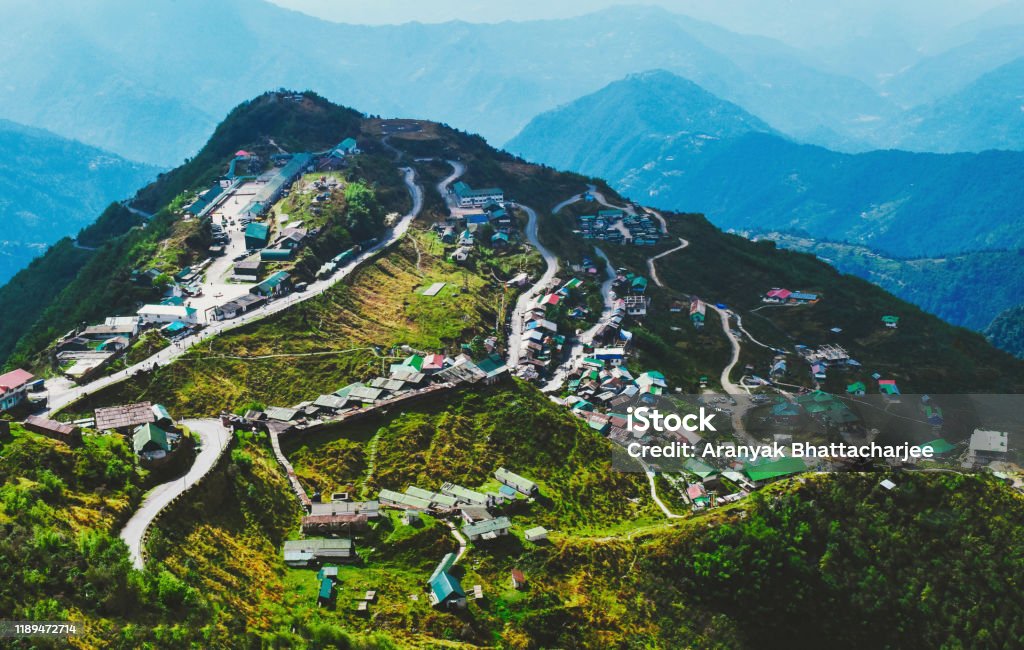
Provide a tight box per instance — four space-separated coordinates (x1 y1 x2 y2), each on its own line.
646 237 689 288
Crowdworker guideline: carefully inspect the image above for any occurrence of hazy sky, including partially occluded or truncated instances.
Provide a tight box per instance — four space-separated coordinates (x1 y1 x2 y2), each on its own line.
268 0 1012 49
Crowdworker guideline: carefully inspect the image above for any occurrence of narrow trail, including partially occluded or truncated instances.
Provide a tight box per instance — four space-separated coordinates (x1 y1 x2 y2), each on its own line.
641 461 684 519
646 237 689 288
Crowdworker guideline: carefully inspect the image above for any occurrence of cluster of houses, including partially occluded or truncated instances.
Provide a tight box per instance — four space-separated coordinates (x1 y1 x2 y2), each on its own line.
439 196 515 263
52 316 148 381
763 288 820 305
668 295 706 329
575 203 662 246
281 464 544 612
765 391 862 435
794 344 859 383
512 278 582 380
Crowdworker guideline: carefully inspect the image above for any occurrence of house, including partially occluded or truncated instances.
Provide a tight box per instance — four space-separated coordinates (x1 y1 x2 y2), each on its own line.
23 415 81 446
232 260 262 281
440 483 489 505
687 483 711 508
429 570 466 608
510 569 527 590
764 288 792 303
213 294 267 320
743 457 807 485
378 488 431 510
452 181 504 208
630 276 648 293
244 222 270 249
94 402 155 433
334 137 359 155
491 232 510 248
463 516 511 541
460 506 494 524
495 467 538 495
82 318 139 339
877 379 901 400
524 526 548 543
846 381 867 396
968 429 1008 464
458 229 474 246
0 369 34 412
138 305 199 326
250 271 292 298
133 423 176 464
624 295 648 317
789 291 819 304
882 315 900 328
920 438 956 457
440 226 456 244
98 336 131 352
636 371 667 396
282 538 356 567
690 299 706 328
317 578 334 606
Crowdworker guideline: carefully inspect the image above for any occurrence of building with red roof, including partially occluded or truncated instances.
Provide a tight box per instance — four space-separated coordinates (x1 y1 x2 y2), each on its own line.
0 368 34 411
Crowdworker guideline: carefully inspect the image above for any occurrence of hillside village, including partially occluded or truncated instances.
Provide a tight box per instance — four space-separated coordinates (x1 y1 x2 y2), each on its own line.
1 96 1022 643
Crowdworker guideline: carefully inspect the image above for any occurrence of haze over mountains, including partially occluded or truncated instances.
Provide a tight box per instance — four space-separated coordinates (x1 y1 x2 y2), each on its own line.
0 0 1021 170
1 0 1022 342
0 119 158 284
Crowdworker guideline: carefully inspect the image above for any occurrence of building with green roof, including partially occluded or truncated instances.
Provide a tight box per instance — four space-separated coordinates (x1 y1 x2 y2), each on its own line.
743 456 807 483
921 438 956 456
684 458 718 480
429 570 466 608
133 423 169 455
251 271 291 297
244 222 270 249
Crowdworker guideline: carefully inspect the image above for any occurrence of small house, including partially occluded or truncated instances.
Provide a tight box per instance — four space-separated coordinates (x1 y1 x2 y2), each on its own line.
524 526 548 543
510 569 527 590
429 570 466 609
495 467 538 496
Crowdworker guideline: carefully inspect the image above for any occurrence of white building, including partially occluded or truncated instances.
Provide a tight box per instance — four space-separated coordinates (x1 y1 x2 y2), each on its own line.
137 305 199 325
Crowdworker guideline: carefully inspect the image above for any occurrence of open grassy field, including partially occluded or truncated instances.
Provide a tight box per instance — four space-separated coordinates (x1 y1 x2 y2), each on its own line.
65 229 517 417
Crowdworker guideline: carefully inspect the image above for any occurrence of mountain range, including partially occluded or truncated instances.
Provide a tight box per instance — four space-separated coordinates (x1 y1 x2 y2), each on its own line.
507 70 1024 340
0 119 158 285
0 0 1021 172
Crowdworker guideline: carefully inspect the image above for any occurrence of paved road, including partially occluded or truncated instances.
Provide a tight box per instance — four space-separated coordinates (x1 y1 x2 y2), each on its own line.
119 418 231 569
437 160 466 214
507 202 559 368
46 167 424 416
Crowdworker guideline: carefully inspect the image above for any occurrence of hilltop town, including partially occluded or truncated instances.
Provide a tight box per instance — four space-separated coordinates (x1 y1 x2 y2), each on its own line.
1 92 1022 648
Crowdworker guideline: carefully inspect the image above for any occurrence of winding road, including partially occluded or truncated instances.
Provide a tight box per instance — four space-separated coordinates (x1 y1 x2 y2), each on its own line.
119 419 232 569
507 202 559 367
45 166 424 416
646 237 689 288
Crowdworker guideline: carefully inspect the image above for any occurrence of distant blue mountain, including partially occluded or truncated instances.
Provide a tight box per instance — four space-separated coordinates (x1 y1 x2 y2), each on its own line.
0 119 159 285
508 71 1024 331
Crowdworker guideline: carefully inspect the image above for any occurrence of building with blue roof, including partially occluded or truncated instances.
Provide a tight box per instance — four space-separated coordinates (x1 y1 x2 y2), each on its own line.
428 570 466 609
